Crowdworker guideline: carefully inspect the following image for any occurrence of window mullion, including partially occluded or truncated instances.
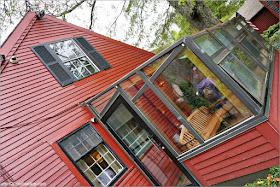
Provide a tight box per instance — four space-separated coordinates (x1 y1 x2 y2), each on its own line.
185 36 260 115
136 71 205 144
220 25 267 71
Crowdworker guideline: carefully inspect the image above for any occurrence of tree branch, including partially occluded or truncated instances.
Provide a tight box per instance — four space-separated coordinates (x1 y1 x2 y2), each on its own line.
109 0 126 30
54 0 87 17
89 0 96 30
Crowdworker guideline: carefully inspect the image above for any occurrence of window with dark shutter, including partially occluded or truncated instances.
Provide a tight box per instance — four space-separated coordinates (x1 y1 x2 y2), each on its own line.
74 36 111 70
31 44 76 87
31 37 111 86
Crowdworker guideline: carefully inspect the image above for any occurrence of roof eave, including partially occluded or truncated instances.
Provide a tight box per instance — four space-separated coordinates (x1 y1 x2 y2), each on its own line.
1 12 36 57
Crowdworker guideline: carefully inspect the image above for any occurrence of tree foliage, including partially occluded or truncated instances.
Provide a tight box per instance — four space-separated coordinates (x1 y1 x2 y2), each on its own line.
206 0 244 22
0 0 244 51
0 0 96 32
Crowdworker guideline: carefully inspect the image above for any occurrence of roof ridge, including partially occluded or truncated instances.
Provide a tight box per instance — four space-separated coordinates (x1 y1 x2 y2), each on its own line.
1 13 37 74
6 16 37 59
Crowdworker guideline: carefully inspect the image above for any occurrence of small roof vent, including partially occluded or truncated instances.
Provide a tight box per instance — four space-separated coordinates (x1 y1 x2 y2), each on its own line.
10 56 18 64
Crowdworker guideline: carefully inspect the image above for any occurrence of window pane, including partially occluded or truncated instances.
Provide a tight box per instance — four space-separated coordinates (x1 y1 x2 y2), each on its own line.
59 124 124 186
66 147 80 161
141 51 172 77
57 52 69 61
152 47 252 148
84 156 95 167
212 29 234 50
84 169 96 181
111 161 122 173
119 74 145 99
107 104 151 156
49 39 100 80
72 69 83 79
226 20 270 67
60 125 103 161
231 45 265 81
211 29 266 81
220 54 263 101
240 38 269 68
194 34 222 56
75 143 87 155
231 17 272 51
223 23 239 37
104 153 115 164
97 144 108 155
135 88 199 153
76 160 88 171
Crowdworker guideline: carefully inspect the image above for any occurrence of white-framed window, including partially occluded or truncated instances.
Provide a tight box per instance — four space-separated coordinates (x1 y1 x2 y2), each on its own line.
48 39 100 79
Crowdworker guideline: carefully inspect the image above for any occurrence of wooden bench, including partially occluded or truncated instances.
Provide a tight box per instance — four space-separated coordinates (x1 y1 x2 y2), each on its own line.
179 99 228 149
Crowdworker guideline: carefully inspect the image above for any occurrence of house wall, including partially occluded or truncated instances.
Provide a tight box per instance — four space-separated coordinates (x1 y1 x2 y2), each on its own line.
183 51 280 186
0 12 153 186
251 7 279 34
2 11 279 187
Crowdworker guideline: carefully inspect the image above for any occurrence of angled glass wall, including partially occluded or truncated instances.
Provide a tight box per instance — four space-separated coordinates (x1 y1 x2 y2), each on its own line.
84 17 273 160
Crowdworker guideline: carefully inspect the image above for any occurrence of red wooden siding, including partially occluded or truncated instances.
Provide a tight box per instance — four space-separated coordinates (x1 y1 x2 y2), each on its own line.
260 1 279 19
251 7 279 34
0 141 82 186
184 127 279 186
0 12 154 186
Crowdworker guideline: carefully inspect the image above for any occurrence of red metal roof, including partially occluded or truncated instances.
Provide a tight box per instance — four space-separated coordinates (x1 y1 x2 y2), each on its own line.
0 12 154 185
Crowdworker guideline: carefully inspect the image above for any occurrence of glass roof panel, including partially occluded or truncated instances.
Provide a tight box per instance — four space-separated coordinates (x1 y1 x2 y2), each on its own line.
119 73 145 99
211 29 267 82
229 17 272 51
220 53 263 101
153 47 253 144
194 34 222 56
141 51 172 78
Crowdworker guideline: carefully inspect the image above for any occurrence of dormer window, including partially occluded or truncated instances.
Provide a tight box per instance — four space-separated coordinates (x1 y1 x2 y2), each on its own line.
31 36 111 86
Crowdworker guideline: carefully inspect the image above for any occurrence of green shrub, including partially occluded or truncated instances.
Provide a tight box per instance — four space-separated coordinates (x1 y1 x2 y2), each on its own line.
179 80 209 110
261 23 280 51
244 165 279 186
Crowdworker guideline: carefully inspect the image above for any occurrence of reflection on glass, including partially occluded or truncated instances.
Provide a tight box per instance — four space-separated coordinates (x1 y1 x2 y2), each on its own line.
119 74 145 98
194 34 222 56
220 54 263 101
107 104 151 157
60 126 102 161
211 29 266 81
76 144 123 186
229 20 270 67
231 17 272 50
231 46 266 81
136 88 196 153
107 103 190 186
152 47 252 148
224 23 239 37
49 39 100 79
141 52 172 77
240 38 269 68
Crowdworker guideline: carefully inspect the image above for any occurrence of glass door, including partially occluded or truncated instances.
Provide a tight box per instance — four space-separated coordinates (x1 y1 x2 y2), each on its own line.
102 96 195 186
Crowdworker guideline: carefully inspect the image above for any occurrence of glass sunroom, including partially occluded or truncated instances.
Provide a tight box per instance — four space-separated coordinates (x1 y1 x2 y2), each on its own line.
81 16 275 186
